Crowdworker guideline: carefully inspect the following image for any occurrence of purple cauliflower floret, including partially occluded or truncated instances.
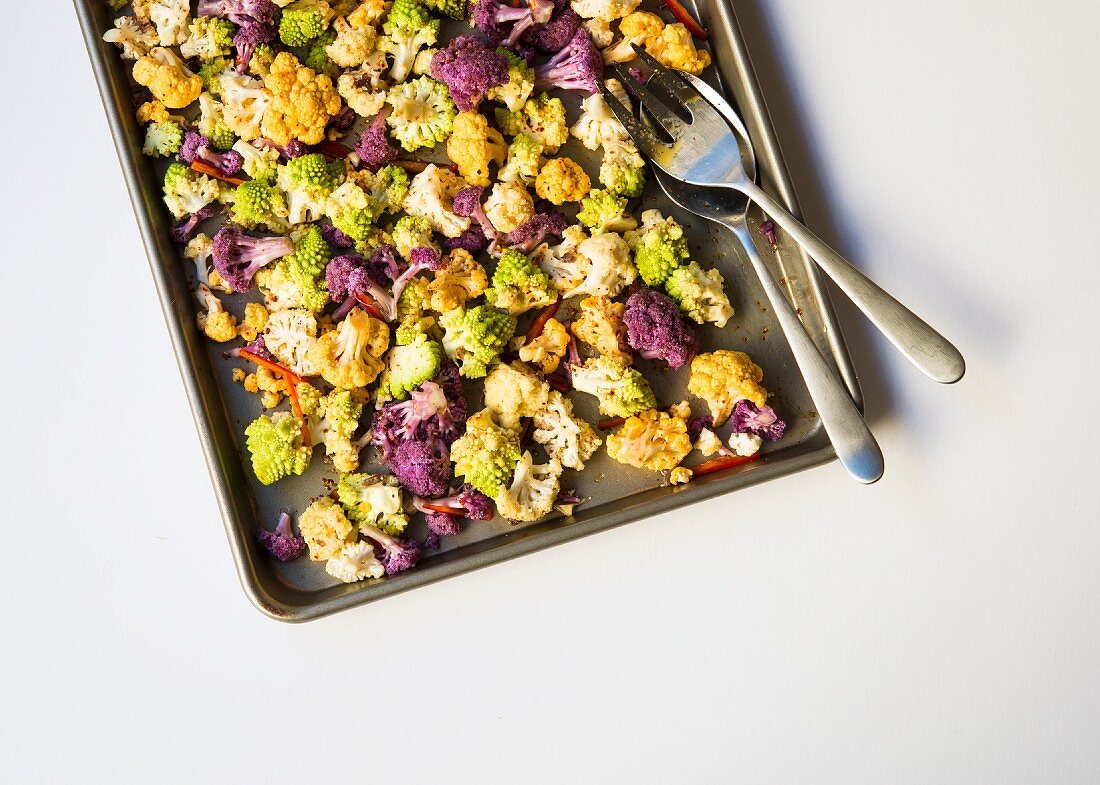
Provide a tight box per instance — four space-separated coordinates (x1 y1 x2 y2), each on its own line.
331 244 432 322
413 483 494 521
211 225 294 292
321 220 356 249
422 529 442 550
329 106 356 132
409 246 441 268
391 436 452 497
444 226 490 254
623 288 699 369
433 361 467 429
534 28 602 93
325 254 370 301
472 0 555 48
372 379 464 460
452 185 502 245
170 203 218 244
232 16 277 73
365 244 405 283
198 0 278 26
730 400 787 442
686 414 713 441
179 131 244 176
506 212 569 253
354 111 399 171
222 334 275 363
759 220 778 246
359 522 420 574
253 137 307 160
256 511 306 561
523 6 580 53
424 510 461 536
430 35 510 112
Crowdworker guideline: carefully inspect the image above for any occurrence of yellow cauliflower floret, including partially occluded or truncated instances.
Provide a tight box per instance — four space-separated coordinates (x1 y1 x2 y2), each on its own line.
135 99 183 125
132 47 202 109
619 11 664 44
261 51 344 145
519 317 568 373
570 295 630 362
306 307 389 389
238 302 269 342
298 497 356 561
605 408 692 471
428 249 488 312
447 111 507 187
668 466 692 484
483 362 550 429
535 157 591 205
687 350 768 426
243 366 289 409
647 23 711 75
348 0 389 27
484 181 534 233
194 284 238 342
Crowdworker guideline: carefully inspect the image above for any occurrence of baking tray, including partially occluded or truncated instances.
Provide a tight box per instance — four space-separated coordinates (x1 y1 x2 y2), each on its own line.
75 0 863 622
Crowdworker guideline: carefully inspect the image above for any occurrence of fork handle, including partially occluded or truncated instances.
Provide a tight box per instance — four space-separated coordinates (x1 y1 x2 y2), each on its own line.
738 180 965 384
725 219 885 484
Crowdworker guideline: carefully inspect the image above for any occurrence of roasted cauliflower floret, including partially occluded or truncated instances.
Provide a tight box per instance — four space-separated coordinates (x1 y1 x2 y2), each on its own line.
307 307 390 389
132 47 202 108
447 111 507 187
261 51 344 145
605 408 692 471
535 156 591 205
298 497 357 561
428 249 489 312
494 450 562 522
519 317 569 373
570 295 630 362
484 181 534 234
483 362 550 429
532 390 602 470
687 350 768 426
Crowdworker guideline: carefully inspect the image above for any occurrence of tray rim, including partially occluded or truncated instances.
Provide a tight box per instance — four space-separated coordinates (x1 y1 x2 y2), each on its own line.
74 0 862 622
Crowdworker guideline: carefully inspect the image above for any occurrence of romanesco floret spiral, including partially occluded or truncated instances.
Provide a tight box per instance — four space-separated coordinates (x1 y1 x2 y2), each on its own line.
625 210 691 286
450 409 521 499
245 411 312 485
484 248 557 315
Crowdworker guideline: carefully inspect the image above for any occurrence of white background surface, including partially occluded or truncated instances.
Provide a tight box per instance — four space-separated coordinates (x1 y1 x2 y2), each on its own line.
2 1 1098 782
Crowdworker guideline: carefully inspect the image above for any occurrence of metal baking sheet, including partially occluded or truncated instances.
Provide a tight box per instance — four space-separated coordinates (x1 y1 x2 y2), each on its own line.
75 0 862 622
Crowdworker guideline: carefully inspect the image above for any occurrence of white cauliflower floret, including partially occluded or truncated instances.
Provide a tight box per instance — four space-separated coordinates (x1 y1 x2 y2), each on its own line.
163 169 220 219
325 540 386 582
262 308 320 375
570 80 632 152
571 0 642 21
565 231 636 298
183 233 214 286
134 0 190 47
495 451 563 522
582 17 614 47
218 72 273 141
232 138 281 181
532 390 602 470
326 16 378 68
483 363 549 429
298 497 356 561
484 181 534 234
412 48 438 75
728 432 763 457
402 164 471 238
695 428 725 457
102 15 159 59
337 50 390 117
533 224 588 292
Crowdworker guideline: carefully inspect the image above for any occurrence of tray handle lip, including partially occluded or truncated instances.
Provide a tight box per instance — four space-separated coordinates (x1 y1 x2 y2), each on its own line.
74 0 856 622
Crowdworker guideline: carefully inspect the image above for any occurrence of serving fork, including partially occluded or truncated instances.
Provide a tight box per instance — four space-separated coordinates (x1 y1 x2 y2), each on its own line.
601 49 966 387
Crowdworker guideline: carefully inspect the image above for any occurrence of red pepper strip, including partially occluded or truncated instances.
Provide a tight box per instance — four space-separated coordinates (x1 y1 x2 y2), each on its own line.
189 160 247 186
524 296 562 344
689 452 760 477
353 293 387 321
660 0 708 39
598 416 626 431
420 502 460 515
284 379 310 445
546 374 570 393
237 349 303 386
314 140 353 159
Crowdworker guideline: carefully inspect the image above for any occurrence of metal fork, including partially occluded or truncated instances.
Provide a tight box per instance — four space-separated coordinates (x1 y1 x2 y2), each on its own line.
602 48 965 386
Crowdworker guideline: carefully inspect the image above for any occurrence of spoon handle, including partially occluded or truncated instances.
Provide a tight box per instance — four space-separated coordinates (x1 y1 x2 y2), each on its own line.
724 218 885 484
738 180 966 384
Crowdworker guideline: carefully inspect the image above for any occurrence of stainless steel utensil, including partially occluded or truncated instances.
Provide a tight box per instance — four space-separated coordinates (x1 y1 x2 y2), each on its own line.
628 72 885 484
604 49 966 386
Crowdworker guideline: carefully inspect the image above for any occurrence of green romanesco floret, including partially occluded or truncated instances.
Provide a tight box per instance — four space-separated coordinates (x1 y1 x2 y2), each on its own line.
143 121 183 157
375 334 444 401
392 214 438 261
664 261 734 328
279 0 334 46
336 473 409 536
232 139 280 182
299 385 363 472
385 76 456 153
280 225 331 312
450 409 521 499
570 355 658 418
244 411 312 485
278 152 347 224
487 48 535 113
576 188 638 236
231 179 289 230
325 181 382 249
249 43 277 77
494 93 568 154
305 29 340 77
180 15 236 61
379 0 440 82
624 208 691 286
162 161 220 219
599 147 646 198
392 277 438 346
362 164 410 214
484 249 557 315
439 304 517 378
496 133 543 185
197 93 236 150
197 57 232 98
423 0 466 20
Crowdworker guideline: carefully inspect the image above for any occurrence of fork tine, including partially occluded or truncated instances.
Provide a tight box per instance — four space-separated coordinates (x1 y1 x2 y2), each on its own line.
611 65 687 140
597 81 663 156
629 46 696 104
